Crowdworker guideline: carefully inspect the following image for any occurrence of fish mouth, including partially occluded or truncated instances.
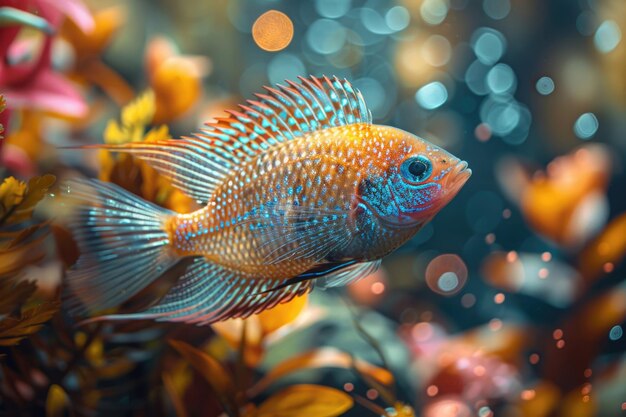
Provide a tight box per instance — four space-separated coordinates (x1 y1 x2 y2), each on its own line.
448 160 472 190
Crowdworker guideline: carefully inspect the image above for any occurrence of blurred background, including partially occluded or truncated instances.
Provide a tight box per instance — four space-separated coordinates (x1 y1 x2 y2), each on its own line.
1 0 626 416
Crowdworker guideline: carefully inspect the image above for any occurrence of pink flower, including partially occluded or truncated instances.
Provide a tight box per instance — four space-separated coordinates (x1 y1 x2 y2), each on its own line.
0 0 94 120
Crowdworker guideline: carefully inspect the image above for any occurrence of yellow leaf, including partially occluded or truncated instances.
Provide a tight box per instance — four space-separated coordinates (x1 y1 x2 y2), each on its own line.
256 385 353 417
168 339 240 417
103 119 127 144
257 293 308 335
121 90 155 132
144 124 170 143
249 347 394 397
46 384 70 417
103 91 156 145
0 177 27 219
9 174 56 224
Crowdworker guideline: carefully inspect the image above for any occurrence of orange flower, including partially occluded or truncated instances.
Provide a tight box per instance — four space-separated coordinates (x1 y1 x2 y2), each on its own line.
145 36 210 124
61 5 134 105
498 144 611 248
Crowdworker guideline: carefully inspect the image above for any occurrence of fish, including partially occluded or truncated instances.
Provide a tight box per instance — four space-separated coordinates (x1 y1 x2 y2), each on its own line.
61 75 471 325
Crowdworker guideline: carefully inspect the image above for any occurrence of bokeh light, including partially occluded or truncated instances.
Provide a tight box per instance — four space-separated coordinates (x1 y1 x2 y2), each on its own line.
574 112 599 139
267 53 306 85
306 18 347 54
594 20 622 54
486 64 516 95
422 35 452 67
609 325 623 341
252 10 294 52
385 6 410 32
425 254 468 296
471 28 506 65
420 0 450 26
536 76 555 95
416 81 449 110
314 0 351 19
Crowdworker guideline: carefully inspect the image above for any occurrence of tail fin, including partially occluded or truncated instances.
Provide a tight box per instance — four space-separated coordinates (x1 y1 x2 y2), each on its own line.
60 179 178 316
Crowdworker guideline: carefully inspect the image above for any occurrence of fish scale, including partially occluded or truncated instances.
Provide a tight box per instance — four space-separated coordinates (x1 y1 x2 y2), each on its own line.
167 124 375 280
61 75 471 323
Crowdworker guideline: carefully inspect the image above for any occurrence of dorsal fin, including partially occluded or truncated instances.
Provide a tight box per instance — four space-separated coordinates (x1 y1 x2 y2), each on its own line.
88 75 371 203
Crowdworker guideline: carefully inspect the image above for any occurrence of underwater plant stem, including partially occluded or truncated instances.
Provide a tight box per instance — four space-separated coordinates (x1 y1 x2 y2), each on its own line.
57 322 104 384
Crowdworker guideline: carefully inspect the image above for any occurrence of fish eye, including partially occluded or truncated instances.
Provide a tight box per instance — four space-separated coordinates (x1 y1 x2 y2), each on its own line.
400 155 432 183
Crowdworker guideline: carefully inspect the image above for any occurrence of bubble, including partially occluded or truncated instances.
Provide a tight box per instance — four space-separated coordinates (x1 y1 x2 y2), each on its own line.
306 19 347 54
465 60 491 95
420 0 449 26
574 112 599 139
483 0 510 20
425 254 468 296
422 34 452 67
609 325 623 341
252 10 294 52
315 0 351 19
471 28 506 65
385 6 410 32
267 53 306 85
594 20 622 53
487 63 516 95
536 76 555 95
415 81 448 110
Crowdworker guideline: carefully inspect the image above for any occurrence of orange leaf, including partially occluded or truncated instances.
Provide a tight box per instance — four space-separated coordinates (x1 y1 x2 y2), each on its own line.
163 372 189 417
0 301 59 346
256 384 352 417
249 347 393 397
168 339 240 417
257 293 308 335
579 212 626 285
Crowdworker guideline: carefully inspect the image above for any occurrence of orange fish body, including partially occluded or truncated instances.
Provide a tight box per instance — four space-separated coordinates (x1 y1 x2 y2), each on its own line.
62 76 470 324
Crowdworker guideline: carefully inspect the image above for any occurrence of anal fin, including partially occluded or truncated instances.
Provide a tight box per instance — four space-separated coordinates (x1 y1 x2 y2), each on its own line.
98 258 312 325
